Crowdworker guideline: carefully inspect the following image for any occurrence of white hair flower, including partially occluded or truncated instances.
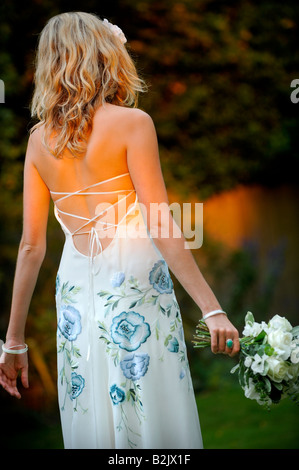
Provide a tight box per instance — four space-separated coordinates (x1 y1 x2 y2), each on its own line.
103 18 127 44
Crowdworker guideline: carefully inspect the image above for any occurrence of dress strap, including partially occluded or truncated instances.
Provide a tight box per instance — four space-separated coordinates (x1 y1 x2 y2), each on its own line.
54 189 137 237
50 172 130 200
71 190 136 236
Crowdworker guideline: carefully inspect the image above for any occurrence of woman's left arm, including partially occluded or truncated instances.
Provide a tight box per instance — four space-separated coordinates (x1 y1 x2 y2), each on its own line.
0 131 50 398
126 110 240 358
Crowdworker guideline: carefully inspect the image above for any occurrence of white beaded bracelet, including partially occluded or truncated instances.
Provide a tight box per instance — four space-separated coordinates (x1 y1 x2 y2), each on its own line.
202 309 227 321
2 343 28 355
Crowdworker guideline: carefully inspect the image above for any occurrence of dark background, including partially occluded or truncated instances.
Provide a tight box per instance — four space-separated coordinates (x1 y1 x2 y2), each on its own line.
0 0 298 449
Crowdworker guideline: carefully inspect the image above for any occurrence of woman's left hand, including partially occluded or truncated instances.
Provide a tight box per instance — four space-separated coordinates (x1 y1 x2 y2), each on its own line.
204 314 240 357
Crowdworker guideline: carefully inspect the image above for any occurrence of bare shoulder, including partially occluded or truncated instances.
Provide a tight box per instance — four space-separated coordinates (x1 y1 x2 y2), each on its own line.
123 107 154 128
25 124 48 165
28 124 45 147
27 125 41 151
96 103 154 130
121 107 156 141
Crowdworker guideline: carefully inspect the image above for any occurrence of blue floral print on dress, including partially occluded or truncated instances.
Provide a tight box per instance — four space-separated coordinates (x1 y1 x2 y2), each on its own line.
110 384 126 405
167 336 179 353
58 305 82 341
110 271 125 288
56 279 87 413
111 311 151 351
97 261 178 319
120 352 150 381
149 260 173 294
70 372 85 400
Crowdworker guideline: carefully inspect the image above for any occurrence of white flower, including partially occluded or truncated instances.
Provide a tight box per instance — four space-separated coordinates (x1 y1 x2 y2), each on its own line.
251 354 269 376
242 321 268 338
244 378 260 401
290 343 299 364
268 314 292 332
267 328 292 360
244 356 252 367
285 362 299 381
244 378 271 406
266 356 288 383
103 19 127 44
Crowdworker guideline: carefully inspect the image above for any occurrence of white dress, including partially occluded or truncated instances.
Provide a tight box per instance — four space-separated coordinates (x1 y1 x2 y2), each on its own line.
51 172 203 449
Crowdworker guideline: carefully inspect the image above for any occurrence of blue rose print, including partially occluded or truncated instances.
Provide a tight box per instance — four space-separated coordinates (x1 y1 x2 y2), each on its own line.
70 372 85 400
120 352 150 381
111 311 151 351
110 384 126 405
111 271 125 288
58 305 82 341
167 336 179 353
149 260 173 294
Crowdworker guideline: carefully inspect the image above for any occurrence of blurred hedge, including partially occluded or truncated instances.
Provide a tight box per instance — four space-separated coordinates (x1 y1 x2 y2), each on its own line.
0 0 298 402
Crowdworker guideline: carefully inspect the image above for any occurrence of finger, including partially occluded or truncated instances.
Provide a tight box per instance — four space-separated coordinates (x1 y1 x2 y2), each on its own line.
0 369 21 399
210 331 219 354
21 366 29 389
218 328 226 353
8 385 21 399
9 378 21 399
230 335 240 357
227 332 240 357
224 333 233 355
1 376 21 399
10 387 21 399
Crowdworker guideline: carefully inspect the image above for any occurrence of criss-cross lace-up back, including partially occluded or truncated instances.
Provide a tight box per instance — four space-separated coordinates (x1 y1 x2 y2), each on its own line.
50 172 138 259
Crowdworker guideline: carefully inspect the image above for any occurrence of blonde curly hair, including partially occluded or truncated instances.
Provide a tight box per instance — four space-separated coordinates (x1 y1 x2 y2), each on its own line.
30 11 147 158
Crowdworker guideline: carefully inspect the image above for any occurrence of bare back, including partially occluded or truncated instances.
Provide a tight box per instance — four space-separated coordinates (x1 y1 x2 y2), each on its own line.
34 103 137 191
31 104 143 255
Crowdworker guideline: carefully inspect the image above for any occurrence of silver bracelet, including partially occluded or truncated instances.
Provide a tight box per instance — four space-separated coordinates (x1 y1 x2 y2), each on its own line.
202 309 227 321
2 343 28 355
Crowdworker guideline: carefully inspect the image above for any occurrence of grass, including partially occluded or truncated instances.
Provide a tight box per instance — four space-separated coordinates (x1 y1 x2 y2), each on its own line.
1 380 298 449
196 383 299 449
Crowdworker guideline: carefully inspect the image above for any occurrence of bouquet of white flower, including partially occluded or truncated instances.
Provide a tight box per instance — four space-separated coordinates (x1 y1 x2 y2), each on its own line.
193 312 299 409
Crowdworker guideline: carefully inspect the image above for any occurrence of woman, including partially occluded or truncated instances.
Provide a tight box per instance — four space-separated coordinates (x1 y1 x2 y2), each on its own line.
0 12 239 449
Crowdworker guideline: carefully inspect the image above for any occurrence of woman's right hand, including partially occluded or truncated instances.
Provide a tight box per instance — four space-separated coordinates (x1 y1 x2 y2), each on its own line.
0 343 29 399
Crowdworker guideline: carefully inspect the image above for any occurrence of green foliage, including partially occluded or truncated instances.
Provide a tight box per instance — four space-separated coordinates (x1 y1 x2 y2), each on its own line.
0 3 298 447
119 0 299 198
